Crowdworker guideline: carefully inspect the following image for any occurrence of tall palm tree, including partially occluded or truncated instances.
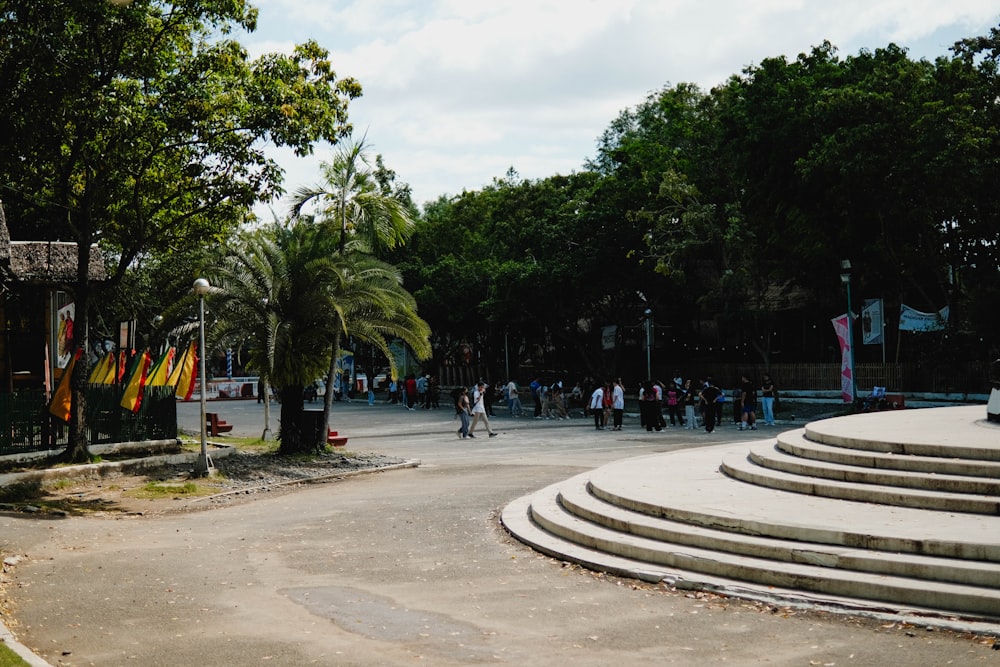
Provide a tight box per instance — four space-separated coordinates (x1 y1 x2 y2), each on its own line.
290 136 427 439
207 224 343 453
290 136 415 255
207 223 430 453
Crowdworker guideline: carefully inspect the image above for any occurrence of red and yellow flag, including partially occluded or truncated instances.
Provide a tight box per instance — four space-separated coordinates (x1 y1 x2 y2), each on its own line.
167 341 198 401
146 347 176 386
120 349 152 413
49 349 82 423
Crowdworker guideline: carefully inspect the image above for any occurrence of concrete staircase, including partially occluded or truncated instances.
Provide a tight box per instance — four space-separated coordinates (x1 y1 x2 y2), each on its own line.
501 406 1000 621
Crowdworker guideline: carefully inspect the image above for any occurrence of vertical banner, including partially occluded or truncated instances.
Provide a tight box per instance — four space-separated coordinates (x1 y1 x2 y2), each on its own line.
56 302 75 369
861 299 883 345
831 314 853 403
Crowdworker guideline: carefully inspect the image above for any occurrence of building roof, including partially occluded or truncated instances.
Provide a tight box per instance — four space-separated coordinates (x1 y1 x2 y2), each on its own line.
0 200 107 284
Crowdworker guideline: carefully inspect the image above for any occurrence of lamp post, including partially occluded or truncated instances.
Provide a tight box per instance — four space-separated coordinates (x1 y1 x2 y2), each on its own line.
839 260 857 405
643 308 653 380
193 278 215 476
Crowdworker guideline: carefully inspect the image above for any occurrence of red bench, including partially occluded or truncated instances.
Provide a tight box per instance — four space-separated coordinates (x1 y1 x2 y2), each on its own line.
327 429 348 448
206 412 234 436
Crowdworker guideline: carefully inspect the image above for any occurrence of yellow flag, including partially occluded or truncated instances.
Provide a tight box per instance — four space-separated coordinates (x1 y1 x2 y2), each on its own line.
49 350 81 423
88 352 115 384
146 347 175 386
167 342 198 401
120 350 152 412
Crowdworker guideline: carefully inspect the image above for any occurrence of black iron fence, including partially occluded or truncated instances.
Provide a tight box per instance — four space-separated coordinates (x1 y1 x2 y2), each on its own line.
0 385 178 456
675 361 991 395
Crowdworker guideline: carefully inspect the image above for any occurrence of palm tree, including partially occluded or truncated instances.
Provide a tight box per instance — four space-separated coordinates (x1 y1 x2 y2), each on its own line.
289 136 426 439
207 223 430 454
207 224 343 453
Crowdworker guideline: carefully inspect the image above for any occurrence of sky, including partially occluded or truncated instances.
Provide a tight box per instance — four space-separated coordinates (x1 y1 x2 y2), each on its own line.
242 0 1000 218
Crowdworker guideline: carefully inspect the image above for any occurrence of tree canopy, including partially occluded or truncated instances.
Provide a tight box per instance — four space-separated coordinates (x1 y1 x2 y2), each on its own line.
0 0 360 459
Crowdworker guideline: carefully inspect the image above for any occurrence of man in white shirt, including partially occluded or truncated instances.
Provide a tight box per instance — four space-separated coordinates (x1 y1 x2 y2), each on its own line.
589 385 605 430
611 379 625 430
505 379 522 416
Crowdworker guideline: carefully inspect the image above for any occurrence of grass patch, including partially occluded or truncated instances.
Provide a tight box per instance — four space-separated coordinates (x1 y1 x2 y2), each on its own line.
126 480 216 500
0 643 31 666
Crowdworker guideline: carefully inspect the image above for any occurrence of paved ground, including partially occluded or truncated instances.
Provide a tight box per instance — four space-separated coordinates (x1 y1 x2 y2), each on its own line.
1 399 997 666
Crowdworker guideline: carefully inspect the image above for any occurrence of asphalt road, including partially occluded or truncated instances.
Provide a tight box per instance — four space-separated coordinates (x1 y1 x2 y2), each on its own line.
1 399 995 666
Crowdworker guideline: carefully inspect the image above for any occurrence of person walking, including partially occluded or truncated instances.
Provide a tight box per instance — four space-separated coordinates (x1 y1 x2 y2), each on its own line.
700 378 722 433
455 387 472 439
469 381 498 438
740 374 758 430
589 383 605 430
760 374 777 426
506 378 523 417
416 374 428 408
530 377 543 418
682 379 698 429
665 382 683 427
611 378 625 430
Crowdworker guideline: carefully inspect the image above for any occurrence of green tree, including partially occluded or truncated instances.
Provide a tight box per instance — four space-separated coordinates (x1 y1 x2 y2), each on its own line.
0 0 360 461
289 136 423 439
206 223 429 454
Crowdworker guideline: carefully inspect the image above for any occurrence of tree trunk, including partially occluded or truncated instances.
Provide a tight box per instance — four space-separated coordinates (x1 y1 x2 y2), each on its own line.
63 225 93 463
320 330 342 450
277 384 308 455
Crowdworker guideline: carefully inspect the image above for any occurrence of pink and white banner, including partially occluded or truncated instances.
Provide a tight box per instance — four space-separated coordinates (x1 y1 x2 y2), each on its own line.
831 313 853 403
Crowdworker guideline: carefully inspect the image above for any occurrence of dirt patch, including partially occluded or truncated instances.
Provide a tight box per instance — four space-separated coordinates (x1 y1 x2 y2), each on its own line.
0 450 411 518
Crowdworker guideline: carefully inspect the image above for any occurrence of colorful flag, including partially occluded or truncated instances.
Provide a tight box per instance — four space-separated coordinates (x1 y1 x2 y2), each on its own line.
49 349 82 423
120 349 152 412
117 349 129 383
831 314 854 404
88 352 115 384
147 347 176 386
167 341 198 401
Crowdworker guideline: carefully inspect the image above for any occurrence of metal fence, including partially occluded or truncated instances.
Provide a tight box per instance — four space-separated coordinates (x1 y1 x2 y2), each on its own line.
676 361 991 394
0 385 178 456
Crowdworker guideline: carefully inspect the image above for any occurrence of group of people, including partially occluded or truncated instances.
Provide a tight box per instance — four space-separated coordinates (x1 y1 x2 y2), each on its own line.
600 372 780 434
448 372 779 438
388 374 442 410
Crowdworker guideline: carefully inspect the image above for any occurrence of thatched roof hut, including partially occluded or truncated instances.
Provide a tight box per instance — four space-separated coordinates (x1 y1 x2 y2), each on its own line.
0 200 106 284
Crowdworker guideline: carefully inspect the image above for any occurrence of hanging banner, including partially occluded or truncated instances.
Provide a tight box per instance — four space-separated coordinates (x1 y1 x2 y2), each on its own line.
56 302 75 369
861 299 883 345
899 304 949 332
831 313 853 403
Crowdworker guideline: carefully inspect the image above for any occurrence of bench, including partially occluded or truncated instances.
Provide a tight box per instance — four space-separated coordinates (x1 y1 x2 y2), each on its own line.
205 412 234 436
327 429 348 448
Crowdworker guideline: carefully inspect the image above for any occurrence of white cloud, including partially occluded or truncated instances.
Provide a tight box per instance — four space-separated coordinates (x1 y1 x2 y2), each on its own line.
245 0 1000 214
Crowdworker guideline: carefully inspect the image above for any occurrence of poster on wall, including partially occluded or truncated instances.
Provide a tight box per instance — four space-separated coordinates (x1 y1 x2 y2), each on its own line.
861 299 883 345
56 302 75 369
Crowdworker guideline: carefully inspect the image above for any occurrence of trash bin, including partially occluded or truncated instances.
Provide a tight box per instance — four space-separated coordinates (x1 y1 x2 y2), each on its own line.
300 409 326 444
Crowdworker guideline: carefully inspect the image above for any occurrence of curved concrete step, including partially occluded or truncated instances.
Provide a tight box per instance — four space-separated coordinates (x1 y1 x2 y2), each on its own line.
721 450 1000 515
804 406 1000 461
776 429 1000 478
557 481 1000 587
750 443 1000 496
586 447 1000 561
516 482 1000 617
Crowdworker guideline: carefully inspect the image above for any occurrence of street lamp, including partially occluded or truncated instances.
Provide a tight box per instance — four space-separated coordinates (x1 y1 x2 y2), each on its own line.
839 260 857 405
643 308 653 380
193 278 215 476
